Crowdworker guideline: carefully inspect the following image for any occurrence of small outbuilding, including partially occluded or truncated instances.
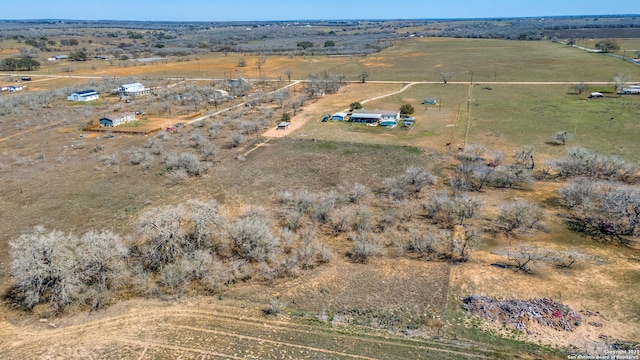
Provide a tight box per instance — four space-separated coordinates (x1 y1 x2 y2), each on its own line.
423 97 437 105
277 122 290 130
67 90 99 102
331 112 348 121
99 113 136 127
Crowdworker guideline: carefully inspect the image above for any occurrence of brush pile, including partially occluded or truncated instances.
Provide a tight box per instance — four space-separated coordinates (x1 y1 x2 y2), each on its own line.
462 295 583 333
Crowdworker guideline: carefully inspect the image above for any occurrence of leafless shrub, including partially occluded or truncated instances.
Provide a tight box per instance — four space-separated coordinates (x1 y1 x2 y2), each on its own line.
456 144 487 162
349 232 384 264
190 132 204 148
406 228 443 258
552 130 574 145
450 161 495 192
187 199 227 251
126 149 145 165
226 131 245 148
423 191 483 227
490 165 533 189
551 147 636 182
144 138 156 148
283 208 305 232
179 152 204 176
99 152 120 166
340 182 370 204
166 168 188 186
134 204 189 270
159 261 191 294
163 152 179 171
310 191 339 223
8 227 83 312
385 166 437 200
292 189 317 214
263 298 286 316
396 199 419 223
489 150 505 167
352 205 373 232
201 143 217 161
227 208 280 263
559 179 640 240
496 199 548 234
277 190 294 205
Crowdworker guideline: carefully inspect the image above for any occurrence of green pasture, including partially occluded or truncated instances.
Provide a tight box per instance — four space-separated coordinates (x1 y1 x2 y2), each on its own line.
467 84 640 161
346 38 640 83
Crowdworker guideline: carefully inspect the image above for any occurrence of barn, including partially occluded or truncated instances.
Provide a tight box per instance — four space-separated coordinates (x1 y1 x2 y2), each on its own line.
67 90 99 102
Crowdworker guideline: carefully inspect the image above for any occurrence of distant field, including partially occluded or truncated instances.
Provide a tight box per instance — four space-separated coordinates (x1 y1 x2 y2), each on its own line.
3 37 639 83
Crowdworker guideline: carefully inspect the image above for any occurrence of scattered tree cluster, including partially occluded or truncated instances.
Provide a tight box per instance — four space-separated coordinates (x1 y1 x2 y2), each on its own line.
0 56 41 71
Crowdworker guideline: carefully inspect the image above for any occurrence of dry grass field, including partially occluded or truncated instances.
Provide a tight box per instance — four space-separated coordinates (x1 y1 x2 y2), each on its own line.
1 29 639 359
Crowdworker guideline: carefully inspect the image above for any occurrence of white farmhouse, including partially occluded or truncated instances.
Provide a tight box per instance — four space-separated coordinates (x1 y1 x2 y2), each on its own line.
118 83 150 97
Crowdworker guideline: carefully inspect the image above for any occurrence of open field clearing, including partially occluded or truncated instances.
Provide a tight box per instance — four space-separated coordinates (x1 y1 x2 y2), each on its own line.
0 297 527 359
1 25 639 358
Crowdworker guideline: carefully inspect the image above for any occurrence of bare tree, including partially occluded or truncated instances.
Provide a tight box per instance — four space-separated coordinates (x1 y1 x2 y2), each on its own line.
573 82 587 95
552 130 574 145
283 68 292 82
513 146 535 170
503 246 548 273
440 72 451 84
358 69 370 83
256 54 266 75
612 73 631 93
273 89 290 109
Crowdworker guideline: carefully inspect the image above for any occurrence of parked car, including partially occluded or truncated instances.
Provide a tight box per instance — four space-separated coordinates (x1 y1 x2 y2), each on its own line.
588 92 604 99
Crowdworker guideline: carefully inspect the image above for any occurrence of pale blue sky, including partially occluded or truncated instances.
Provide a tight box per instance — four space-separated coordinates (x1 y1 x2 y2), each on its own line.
1 0 637 21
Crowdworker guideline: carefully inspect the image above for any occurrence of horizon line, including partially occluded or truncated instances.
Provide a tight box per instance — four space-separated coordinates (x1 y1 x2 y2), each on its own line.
1 14 639 23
